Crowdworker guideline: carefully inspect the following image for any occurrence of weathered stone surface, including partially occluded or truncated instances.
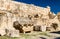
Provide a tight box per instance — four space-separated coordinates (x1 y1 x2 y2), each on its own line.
0 29 6 36
0 0 60 37
6 29 20 37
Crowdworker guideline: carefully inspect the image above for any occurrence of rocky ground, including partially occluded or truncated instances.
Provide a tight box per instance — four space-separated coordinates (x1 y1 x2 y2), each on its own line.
0 31 60 39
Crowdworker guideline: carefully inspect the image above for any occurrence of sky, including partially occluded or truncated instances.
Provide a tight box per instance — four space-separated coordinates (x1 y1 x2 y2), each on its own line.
15 0 60 14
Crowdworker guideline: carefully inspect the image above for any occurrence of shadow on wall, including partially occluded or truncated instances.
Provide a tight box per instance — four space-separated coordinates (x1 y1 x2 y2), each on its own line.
13 21 23 33
51 23 58 30
55 37 60 39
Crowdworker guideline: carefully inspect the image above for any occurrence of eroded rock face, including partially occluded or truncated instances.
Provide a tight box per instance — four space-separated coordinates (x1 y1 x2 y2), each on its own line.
6 29 20 37
0 29 6 36
57 12 60 22
51 23 58 30
0 0 60 37
48 12 56 19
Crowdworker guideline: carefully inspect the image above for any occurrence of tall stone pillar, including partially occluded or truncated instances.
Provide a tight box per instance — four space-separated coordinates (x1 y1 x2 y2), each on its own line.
0 14 7 36
41 24 46 32
6 13 14 30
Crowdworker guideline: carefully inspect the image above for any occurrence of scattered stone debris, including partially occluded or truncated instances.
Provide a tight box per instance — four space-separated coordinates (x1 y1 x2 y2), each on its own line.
0 0 60 37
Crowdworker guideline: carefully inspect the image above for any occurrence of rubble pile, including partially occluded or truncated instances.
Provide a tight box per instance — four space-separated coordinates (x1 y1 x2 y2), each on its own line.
0 0 60 37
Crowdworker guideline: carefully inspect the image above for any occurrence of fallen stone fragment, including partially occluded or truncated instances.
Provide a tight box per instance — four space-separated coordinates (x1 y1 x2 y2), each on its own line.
6 29 20 37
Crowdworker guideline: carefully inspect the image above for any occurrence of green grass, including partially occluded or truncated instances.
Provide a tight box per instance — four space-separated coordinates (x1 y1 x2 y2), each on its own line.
0 36 19 39
39 32 51 37
0 32 52 39
20 33 32 39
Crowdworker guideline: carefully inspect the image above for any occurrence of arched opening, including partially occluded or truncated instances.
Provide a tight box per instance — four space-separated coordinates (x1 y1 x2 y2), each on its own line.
33 25 41 31
13 21 23 33
34 14 39 18
51 23 58 30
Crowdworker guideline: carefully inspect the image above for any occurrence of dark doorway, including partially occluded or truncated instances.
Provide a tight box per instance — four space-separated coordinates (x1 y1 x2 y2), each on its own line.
34 14 39 18
13 21 23 33
33 26 41 31
51 23 58 30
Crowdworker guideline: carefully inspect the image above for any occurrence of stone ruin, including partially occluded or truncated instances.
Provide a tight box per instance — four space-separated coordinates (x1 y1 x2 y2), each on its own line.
0 0 60 37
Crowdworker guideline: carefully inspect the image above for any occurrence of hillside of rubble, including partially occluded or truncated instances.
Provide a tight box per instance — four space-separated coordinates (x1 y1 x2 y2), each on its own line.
0 0 60 39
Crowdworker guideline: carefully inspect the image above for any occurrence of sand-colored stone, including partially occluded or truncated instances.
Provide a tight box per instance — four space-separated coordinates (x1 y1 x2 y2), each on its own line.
0 0 60 37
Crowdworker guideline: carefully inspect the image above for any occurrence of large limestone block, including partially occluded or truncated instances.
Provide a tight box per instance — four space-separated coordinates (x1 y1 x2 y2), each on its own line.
7 29 20 37
40 25 46 32
23 26 33 33
0 28 6 36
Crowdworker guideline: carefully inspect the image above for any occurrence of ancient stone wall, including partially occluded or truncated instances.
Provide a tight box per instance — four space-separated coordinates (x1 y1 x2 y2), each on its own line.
0 0 60 35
